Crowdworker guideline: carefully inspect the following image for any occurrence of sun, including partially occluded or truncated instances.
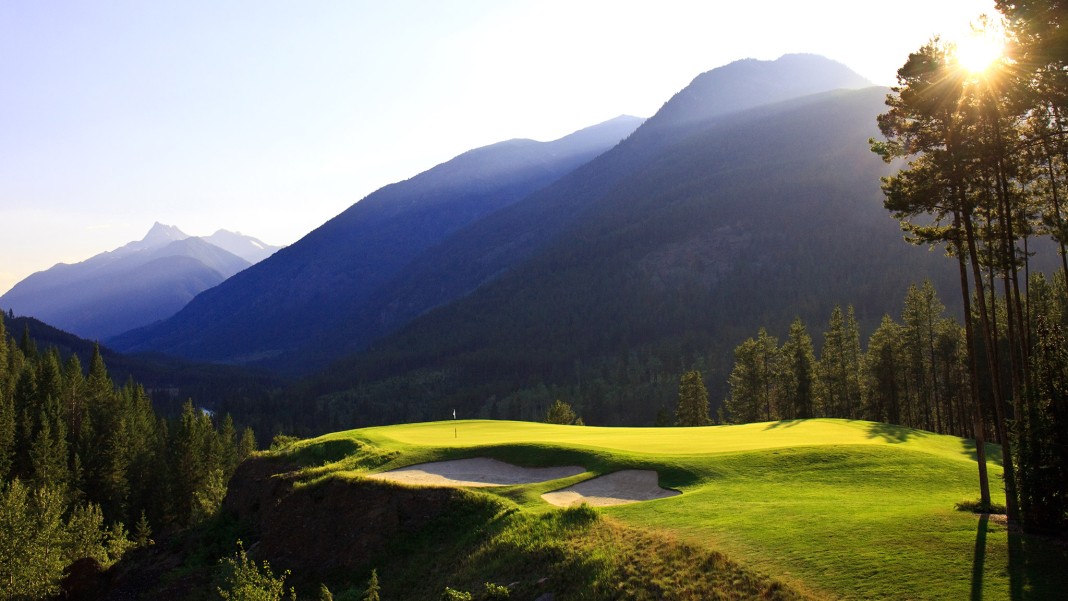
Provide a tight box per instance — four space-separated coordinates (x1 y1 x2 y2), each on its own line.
954 21 1005 74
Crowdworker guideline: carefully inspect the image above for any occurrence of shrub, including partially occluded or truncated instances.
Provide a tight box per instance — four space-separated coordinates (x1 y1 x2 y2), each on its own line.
483 582 510 599
441 587 473 601
216 540 295 601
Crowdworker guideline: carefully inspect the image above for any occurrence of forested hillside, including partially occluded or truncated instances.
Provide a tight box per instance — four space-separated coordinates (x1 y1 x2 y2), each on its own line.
0 316 256 598
110 116 643 373
271 84 961 434
1 314 279 418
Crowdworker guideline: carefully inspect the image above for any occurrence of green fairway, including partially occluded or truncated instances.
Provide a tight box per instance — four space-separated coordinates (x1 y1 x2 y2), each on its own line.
360 418 994 464
287 419 1066 600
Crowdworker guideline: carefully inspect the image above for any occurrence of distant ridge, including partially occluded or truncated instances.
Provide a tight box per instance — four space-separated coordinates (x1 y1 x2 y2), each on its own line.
0 224 279 340
109 115 644 365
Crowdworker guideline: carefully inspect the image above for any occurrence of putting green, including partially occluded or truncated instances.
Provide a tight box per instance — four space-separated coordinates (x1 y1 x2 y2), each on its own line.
359 418 989 465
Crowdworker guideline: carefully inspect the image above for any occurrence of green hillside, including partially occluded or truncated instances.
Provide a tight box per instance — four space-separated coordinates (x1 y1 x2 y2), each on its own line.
270 419 1066 600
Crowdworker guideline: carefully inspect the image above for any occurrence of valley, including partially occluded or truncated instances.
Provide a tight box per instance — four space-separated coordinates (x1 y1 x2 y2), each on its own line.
4 1 1068 598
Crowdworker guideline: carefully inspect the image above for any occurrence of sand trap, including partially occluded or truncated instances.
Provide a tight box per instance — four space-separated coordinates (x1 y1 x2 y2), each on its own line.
541 470 681 507
366 457 584 487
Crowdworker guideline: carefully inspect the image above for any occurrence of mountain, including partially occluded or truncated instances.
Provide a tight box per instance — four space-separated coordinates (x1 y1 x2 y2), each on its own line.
109 115 645 366
306 56 873 361
204 229 280 264
275 56 967 430
0 223 274 340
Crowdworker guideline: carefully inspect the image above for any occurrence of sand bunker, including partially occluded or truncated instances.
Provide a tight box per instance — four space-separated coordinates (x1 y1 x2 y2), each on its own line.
541 470 681 507
366 457 584 487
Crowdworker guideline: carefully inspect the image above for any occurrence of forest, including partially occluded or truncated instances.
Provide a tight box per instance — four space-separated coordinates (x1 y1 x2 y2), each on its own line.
0 317 257 598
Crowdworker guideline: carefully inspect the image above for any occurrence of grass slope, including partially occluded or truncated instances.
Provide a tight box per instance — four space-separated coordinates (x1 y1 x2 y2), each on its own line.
283 419 1066 600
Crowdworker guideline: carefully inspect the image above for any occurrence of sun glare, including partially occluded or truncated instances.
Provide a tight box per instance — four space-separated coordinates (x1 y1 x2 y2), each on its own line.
954 22 1005 75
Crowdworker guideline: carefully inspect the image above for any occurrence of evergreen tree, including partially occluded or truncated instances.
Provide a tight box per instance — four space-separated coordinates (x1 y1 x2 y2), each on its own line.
780 318 816 419
363 569 381 601
220 414 239 475
902 281 947 431
865 315 905 424
675 370 711 426
65 501 110 566
546 400 581 425
237 427 257 465
172 401 208 525
0 480 67 599
0 374 14 480
727 330 781 423
817 306 858 418
29 411 69 492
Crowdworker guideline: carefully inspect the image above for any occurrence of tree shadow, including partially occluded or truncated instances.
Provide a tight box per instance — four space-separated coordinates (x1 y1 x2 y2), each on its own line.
865 421 927 443
763 419 803 430
1002 521 1068 600
960 438 1004 466
970 513 988 601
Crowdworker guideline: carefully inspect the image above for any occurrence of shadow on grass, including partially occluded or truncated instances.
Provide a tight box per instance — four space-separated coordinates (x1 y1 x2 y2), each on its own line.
763 420 803 430
968 513 1068 601
960 438 1004 466
1005 524 1068 600
970 514 988 601
865 421 928 443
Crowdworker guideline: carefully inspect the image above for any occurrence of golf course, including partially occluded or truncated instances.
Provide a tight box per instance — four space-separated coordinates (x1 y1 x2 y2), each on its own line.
271 418 1068 600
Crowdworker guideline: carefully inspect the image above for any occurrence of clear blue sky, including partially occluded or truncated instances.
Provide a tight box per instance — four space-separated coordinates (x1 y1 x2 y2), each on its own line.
0 0 996 295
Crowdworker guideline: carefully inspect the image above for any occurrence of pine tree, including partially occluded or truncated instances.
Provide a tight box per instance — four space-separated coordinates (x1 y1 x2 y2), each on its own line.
902 281 947 431
0 375 15 480
727 331 781 423
865 315 905 424
817 306 851 418
219 414 239 475
842 306 866 419
172 401 207 525
546 400 581 425
780 318 816 419
30 411 69 492
675 370 711 426
0 479 68 599
237 427 257 465
363 569 381 601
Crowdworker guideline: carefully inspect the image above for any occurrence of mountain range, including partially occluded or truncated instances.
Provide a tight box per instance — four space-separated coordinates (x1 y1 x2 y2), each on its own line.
110 116 644 368
81 53 1036 432
274 55 969 428
0 223 279 341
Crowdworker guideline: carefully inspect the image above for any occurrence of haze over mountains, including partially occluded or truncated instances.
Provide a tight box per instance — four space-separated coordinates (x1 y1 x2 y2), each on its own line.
110 116 644 366
285 55 963 427
102 54 965 428
0 223 279 340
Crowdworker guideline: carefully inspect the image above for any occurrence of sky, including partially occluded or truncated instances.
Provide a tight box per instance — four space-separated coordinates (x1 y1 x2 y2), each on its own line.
0 0 998 296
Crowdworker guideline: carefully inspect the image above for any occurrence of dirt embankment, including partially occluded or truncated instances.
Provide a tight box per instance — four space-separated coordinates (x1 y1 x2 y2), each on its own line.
222 455 500 579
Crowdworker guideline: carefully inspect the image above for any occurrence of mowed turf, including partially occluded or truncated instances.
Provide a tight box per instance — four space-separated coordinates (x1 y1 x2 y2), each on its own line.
300 419 1067 600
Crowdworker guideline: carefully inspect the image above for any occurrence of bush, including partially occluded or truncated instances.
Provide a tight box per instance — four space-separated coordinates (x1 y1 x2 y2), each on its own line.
955 499 1007 514
216 540 295 601
441 587 473 601
270 434 300 452
483 582 510 599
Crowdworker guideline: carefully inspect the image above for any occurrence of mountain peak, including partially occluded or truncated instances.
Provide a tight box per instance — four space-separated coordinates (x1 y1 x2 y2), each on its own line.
203 229 279 264
645 53 873 132
143 222 189 242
